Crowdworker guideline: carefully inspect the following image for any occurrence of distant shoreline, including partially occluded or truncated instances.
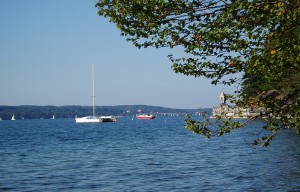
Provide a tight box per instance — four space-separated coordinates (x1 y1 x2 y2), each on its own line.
0 105 210 120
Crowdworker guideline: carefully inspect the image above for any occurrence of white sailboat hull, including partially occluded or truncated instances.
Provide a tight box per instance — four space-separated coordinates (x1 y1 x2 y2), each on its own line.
75 65 117 123
75 116 117 123
75 116 101 123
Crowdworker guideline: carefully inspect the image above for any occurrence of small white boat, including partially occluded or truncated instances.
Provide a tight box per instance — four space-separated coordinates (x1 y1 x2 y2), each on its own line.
75 116 117 123
75 116 101 123
11 114 16 121
75 65 117 123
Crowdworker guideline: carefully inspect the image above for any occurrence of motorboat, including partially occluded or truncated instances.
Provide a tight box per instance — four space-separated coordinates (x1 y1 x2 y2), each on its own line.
136 114 156 120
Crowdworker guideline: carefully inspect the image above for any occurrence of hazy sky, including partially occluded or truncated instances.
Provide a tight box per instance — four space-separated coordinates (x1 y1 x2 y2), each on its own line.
0 0 236 109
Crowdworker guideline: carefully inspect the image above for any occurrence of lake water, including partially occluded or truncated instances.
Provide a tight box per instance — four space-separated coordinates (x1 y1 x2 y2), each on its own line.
0 116 300 191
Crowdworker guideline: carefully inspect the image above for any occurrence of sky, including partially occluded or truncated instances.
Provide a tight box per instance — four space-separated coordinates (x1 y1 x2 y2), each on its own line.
0 0 236 109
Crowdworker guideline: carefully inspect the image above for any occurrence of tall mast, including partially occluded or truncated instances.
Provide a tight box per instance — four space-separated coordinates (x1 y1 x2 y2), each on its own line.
92 64 95 117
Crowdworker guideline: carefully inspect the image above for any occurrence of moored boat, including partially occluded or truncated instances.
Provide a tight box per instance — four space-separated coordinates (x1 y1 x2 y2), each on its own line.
75 115 117 123
100 116 117 122
136 114 155 120
75 65 117 123
75 116 101 123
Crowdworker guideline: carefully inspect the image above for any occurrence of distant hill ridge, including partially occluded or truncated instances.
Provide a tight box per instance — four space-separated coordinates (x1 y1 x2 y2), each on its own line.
0 105 208 120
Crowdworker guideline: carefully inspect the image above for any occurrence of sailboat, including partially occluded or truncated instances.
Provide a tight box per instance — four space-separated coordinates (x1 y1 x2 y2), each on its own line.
75 65 117 123
11 114 16 121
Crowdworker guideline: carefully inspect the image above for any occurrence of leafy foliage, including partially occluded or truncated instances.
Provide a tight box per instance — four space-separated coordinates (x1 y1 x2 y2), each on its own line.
96 0 300 146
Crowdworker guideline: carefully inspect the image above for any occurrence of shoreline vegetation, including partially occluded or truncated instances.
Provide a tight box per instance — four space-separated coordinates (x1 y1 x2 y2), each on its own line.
0 105 205 120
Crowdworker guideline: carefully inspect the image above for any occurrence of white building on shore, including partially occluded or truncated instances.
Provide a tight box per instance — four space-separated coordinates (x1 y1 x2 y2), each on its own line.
211 92 262 118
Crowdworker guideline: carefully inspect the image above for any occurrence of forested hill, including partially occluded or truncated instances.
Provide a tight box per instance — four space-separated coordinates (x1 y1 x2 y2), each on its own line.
0 105 208 120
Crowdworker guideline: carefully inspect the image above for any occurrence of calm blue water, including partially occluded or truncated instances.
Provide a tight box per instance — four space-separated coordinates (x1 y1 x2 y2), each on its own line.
0 116 299 191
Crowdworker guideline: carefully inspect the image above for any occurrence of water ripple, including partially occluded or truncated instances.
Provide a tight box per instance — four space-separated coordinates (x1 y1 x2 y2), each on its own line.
0 117 299 191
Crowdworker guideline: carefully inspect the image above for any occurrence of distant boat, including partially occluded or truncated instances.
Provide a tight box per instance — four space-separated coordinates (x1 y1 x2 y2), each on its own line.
75 115 117 123
11 114 16 121
100 116 117 122
75 116 101 123
75 65 117 123
136 114 156 120
52 115 55 119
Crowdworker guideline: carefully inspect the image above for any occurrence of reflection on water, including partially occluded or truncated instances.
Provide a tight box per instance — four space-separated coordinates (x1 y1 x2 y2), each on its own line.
0 117 299 191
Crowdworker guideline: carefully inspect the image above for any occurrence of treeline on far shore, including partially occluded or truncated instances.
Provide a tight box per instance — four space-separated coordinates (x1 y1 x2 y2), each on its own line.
0 105 208 120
